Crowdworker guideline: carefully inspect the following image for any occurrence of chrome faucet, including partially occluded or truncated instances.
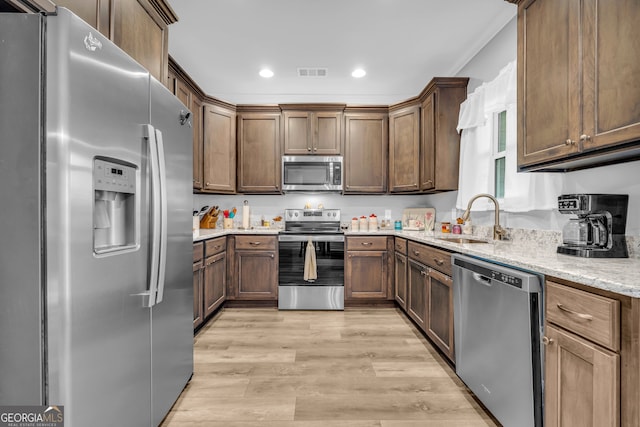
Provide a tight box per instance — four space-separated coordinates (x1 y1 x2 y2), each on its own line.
461 193 507 240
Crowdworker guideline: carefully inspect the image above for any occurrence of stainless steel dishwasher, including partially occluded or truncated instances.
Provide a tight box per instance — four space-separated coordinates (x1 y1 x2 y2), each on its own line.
452 254 544 427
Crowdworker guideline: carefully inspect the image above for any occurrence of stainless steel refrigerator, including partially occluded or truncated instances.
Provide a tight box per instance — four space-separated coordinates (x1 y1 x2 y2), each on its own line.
0 8 193 427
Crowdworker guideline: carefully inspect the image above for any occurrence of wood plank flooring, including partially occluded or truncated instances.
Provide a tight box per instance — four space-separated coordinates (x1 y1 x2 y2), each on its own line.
160 308 498 427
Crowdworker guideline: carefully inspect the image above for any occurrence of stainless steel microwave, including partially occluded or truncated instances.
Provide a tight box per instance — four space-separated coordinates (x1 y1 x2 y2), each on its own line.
281 156 343 192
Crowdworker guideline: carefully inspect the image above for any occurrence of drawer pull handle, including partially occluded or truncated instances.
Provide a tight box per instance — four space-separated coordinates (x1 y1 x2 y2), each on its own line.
249 242 262 246
361 242 373 246
557 303 594 321
542 336 554 345
433 258 444 266
413 250 420 256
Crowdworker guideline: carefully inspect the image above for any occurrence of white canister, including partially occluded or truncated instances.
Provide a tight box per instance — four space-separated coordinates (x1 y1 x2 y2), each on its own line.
351 219 359 232
369 217 378 231
242 200 250 229
359 217 368 232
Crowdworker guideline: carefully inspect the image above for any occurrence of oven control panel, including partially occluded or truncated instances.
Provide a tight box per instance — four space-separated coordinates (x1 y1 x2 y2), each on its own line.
285 209 341 222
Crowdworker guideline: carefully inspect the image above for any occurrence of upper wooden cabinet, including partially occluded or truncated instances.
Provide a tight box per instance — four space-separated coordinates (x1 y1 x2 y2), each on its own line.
53 0 176 83
389 104 420 192
191 95 204 190
419 78 468 192
517 0 640 171
203 102 236 193
344 108 389 193
237 107 282 193
281 104 345 155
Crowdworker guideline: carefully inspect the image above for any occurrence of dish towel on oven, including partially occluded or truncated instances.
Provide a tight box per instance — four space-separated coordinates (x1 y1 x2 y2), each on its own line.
303 238 317 282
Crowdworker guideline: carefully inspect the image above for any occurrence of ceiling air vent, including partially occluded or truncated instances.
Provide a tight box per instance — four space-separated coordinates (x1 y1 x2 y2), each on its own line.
297 67 328 78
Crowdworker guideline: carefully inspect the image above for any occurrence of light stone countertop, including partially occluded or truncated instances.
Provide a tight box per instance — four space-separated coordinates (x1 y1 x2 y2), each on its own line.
194 227 640 298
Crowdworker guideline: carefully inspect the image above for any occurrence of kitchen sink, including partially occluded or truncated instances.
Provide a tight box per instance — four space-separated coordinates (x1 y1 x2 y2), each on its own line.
435 236 490 244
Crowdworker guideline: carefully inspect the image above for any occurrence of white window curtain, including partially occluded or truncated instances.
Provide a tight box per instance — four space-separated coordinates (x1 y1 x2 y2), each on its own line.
456 61 561 212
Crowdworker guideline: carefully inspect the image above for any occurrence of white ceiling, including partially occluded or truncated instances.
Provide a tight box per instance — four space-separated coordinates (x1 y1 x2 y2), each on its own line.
167 0 516 105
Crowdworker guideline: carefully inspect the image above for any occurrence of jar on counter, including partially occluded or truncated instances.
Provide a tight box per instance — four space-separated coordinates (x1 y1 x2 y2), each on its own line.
359 217 368 232
351 218 359 232
441 222 451 233
452 224 462 234
394 220 402 230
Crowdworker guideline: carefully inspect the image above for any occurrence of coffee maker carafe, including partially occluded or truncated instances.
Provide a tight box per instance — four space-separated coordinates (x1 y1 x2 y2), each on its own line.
557 194 629 258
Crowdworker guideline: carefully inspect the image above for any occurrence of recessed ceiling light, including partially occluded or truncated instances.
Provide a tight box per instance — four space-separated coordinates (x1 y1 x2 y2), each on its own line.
351 68 366 78
259 68 274 78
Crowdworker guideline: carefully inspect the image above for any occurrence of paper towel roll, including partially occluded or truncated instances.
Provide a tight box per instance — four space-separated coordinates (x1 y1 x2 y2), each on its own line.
242 204 250 229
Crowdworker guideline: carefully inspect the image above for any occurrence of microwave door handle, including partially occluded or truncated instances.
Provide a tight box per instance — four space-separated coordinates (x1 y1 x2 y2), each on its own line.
328 163 333 185
154 129 168 304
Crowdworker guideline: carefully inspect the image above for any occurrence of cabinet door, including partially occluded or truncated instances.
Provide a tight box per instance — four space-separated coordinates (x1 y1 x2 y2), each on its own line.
203 252 226 317
193 260 203 329
426 268 454 361
517 0 581 167
407 259 427 330
283 111 311 154
235 250 278 300
389 105 420 193
191 96 204 190
314 112 342 155
203 104 236 193
175 79 191 108
544 324 619 427
54 0 111 37
344 113 388 193
112 0 169 83
420 93 436 191
237 113 281 193
345 250 388 299
394 252 408 310
582 0 640 151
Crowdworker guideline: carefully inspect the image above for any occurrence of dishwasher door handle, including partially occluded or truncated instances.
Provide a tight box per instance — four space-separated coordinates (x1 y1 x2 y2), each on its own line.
472 272 493 286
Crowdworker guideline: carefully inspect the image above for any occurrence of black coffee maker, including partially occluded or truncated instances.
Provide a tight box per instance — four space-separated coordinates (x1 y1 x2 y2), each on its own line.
557 194 629 258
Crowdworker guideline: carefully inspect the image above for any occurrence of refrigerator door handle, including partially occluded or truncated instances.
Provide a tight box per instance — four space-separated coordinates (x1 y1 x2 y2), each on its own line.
154 128 168 304
145 124 161 308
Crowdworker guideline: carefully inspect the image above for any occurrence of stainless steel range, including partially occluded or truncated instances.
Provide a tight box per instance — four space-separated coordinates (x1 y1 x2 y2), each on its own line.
278 209 344 310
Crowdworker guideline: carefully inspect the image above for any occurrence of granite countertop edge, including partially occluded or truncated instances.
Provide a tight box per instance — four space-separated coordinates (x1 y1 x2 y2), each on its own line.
194 228 640 298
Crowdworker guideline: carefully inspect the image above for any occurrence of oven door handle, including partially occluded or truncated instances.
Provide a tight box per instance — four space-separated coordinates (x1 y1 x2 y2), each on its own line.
278 234 345 243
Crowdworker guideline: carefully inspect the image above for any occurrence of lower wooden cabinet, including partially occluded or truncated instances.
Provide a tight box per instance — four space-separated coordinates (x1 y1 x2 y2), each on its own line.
229 235 278 300
544 280 621 426
203 251 226 317
402 240 455 362
544 324 619 427
407 258 428 330
345 236 393 302
426 268 454 360
192 243 204 329
394 252 408 309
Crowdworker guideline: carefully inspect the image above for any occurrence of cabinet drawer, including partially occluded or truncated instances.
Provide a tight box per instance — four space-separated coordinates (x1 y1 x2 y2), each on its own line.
394 237 407 254
407 241 452 276
346 236 388 251
235 235 276 251
546 281 620 351
205 237 227 257
193 242 204 263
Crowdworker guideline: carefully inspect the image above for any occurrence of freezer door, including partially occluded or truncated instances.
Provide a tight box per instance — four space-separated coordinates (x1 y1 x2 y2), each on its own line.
45 9 152 427
149 77 194 426
0 13 45 405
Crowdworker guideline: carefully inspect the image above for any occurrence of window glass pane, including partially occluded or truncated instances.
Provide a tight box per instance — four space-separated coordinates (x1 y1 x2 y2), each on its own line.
497 110 507 153
495 157 505 199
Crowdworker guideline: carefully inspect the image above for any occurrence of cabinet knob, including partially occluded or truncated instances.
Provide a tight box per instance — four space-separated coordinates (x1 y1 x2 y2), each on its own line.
307 147 311 151
426 180 433 185
313 147 317 151
579 134 592 142
433 258 444 266
565 139 575 145
420 270 427 276
270 253 274 259
206 182 211 186
413 250 420 256
542 336 554 346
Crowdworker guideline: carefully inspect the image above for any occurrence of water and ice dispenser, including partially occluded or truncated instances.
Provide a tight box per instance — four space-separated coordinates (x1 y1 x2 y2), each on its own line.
93 158 137 254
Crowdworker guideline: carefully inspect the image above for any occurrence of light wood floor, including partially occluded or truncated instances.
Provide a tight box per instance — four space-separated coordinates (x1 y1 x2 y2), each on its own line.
160 308 498 427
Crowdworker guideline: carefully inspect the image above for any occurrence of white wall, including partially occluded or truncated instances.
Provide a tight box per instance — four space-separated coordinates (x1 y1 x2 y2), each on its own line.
194 16 640 238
